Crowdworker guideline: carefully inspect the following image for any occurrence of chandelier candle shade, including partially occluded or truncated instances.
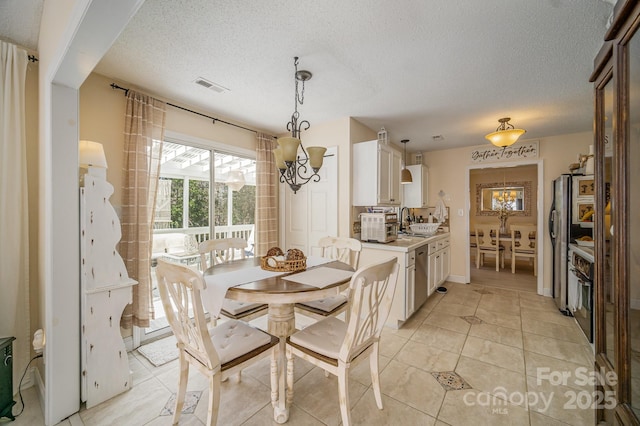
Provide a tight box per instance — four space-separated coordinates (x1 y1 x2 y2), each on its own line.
400 139 413 184
274 57 326 193
485 117 526 148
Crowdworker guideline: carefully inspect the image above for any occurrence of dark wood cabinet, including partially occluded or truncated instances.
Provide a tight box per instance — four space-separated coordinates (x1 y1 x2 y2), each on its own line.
590 1 640 423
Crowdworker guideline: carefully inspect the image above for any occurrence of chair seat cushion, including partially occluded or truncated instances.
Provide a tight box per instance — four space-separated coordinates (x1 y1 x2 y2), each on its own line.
297 294 348 313
289 317 346 359
221 299 266 316
209 320 272 364
514 249 535 254
478 245 504 251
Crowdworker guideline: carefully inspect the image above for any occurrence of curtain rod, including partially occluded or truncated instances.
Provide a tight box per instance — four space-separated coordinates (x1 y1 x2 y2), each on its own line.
110 83 275 138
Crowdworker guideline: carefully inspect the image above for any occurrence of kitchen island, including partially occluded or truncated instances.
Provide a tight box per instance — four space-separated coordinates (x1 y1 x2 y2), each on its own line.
361 232 450 328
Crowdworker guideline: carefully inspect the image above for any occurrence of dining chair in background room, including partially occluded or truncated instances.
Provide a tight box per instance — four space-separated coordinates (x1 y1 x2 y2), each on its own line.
510 224 537 275
155 259 279 426
198 238 268 324
285 257 400 426
475 225 504 271
295 236 362 320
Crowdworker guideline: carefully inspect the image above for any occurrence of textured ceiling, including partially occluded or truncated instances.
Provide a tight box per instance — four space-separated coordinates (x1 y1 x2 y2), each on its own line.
1 0 614 152
0 0 43 51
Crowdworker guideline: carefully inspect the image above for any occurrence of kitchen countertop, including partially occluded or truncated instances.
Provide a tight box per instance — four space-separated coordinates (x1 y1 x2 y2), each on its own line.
361 232 449 253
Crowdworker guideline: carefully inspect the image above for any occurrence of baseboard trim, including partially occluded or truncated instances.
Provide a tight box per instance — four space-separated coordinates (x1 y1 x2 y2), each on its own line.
543 287 553 297
34 365 45 416
123 336 134 352
446 274 466 284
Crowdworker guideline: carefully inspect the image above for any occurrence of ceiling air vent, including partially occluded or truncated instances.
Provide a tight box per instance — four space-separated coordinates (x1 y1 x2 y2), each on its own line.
193 77 229 93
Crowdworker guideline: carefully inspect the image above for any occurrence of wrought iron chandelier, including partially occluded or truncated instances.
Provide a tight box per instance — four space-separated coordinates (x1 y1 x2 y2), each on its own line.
273 57 326 193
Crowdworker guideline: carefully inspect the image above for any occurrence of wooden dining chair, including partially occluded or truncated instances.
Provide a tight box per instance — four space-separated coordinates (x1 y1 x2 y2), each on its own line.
475 225 504 271
155 259 279 426
295 236 362 320
285 257 399 426
198 238 268 323
511 225 537 275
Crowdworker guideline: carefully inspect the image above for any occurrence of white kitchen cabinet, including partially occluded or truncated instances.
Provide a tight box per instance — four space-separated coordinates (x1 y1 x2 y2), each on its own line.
360 233 449 328
353 140 401 206
402 164 429 208
427 237 450 295
405 250 416 319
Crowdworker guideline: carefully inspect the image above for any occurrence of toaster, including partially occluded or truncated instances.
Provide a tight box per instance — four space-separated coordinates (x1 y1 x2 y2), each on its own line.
360 213 398 243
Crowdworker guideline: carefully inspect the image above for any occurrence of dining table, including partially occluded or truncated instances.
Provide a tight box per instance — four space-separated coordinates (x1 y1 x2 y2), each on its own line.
201 256 355 424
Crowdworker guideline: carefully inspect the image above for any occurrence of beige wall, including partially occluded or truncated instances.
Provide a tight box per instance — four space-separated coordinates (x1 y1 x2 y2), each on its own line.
424 132 592 292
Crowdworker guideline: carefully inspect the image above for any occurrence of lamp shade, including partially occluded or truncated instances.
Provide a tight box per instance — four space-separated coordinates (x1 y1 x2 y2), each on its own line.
79 140 107 168
277 137 301 162
400 167 413 184
226 170 245 191
273 147 286 170
485 128 526 147
306 146 326 169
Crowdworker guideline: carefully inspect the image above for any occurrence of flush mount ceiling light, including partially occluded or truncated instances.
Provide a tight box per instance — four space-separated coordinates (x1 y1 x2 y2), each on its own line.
273 57 326 194
485 117 526 148
400 139 413 184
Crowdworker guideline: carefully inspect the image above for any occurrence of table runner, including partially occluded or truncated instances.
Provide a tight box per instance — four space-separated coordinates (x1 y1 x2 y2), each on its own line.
201 256 332 318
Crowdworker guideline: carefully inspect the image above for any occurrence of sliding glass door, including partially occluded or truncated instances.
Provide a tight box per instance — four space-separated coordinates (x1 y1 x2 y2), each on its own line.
144 140 256 339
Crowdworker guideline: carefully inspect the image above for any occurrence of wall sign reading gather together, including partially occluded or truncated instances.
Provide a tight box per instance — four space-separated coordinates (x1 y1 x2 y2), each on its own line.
470 141 539 164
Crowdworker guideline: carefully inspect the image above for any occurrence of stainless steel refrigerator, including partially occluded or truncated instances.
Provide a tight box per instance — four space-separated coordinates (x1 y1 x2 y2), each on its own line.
549 175 572 314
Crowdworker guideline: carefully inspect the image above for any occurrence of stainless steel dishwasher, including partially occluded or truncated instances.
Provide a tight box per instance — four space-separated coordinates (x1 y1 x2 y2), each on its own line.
414 247 429 310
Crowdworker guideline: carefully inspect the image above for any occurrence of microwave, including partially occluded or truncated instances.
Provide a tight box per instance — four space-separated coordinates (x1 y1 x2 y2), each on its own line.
360 213 398 243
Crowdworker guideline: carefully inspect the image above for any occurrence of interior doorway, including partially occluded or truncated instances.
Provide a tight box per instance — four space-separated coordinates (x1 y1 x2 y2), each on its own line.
466 161 544 294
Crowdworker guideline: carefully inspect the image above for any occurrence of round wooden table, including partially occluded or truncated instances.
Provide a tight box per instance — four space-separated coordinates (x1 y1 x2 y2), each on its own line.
204 257 354 423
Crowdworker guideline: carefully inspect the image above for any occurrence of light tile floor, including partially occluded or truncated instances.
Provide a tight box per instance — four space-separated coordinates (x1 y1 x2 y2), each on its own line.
7 281 595 426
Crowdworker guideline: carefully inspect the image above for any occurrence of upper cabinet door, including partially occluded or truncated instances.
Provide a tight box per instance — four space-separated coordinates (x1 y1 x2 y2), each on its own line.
403 165 429 208
377 144 393 204
390 149 401 205
352 140 401 206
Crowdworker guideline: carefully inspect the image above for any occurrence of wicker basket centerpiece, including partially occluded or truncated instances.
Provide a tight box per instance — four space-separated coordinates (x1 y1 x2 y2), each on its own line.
261 247 307 272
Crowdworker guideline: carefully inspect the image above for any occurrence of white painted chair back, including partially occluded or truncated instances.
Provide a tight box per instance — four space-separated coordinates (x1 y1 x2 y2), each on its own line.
511 224 537 275
511 225 536 252
155 259 277 425
318 236 362 269
156 259 219 371
199 237 247 270
475 225 504 271
340 257 399 363
475 225 500 250
285 257 400 426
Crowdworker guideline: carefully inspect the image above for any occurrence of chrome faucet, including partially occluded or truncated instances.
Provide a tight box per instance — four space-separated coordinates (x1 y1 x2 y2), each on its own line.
399 207 411 232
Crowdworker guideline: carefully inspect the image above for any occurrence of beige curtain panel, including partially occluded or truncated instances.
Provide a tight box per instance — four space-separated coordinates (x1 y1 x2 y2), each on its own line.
120 90 166 328
0 40 30 395
255 133 278 256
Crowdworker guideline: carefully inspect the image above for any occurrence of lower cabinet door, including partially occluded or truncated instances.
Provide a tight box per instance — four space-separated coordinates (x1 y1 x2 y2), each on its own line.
405 265 415 318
